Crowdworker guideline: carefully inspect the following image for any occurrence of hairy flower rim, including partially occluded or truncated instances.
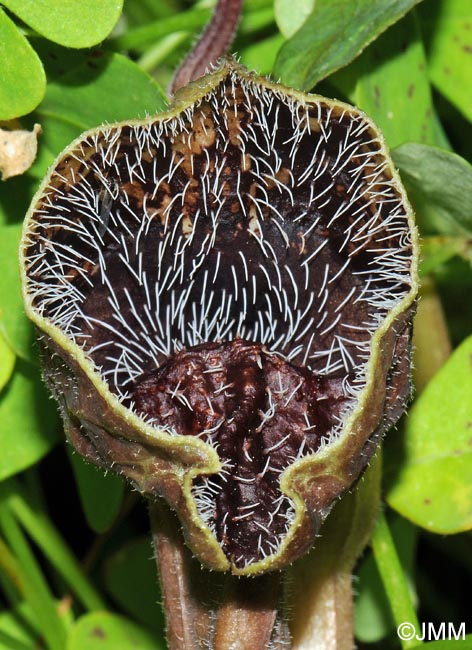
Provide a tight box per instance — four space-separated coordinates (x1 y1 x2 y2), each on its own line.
20 59 419 575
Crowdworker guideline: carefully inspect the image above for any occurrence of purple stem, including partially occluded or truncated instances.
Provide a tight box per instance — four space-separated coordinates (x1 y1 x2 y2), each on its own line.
169 0 243 95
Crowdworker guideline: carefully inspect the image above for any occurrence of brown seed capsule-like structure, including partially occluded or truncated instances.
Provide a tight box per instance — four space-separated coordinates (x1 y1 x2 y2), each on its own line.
20 59 418 575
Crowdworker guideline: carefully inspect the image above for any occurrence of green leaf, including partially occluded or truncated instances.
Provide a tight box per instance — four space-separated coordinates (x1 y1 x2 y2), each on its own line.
37 51 168 155
4 477 106 611
0 608 36 650
2 0 123 49
273 0 423 90
350 12 435 148
104 537 165 636
274 0 314 38
0 361 59 481
0 8 45 120
386 335 472 534
239 6 275 34
0 174 40 226
108 8 210 51
419 236 472 277
420 0 472 123
67 612 163 650
67 449 125 534
0 506 67 650
240 33 285 75
435 258 472 346
393 143 472 236
0 224 35 361
0 332 15 393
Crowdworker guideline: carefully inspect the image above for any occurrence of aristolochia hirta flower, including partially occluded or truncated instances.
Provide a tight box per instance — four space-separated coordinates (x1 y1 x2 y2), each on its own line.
21 59 418 575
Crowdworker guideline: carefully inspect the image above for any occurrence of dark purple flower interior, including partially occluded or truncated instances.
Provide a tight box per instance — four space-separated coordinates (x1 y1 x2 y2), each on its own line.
25 70 412 567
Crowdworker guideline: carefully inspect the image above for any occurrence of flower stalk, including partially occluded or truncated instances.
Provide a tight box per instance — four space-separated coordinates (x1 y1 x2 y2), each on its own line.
150 499 287 649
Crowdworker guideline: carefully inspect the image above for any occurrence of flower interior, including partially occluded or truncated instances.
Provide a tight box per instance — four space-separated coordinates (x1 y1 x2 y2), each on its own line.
23 64 413 569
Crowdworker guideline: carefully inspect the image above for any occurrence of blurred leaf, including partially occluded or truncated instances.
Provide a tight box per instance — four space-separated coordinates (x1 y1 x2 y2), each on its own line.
2 0 123 49
386 335 472 534
4 477 106 611
240 33 285 75
104 537 165 636
274 0 314 37
108 8 210 51
273 0 423 90
421 0 472 123
355 515 417 643
239 6 275 33
0 8 45 120
412 278 452 393
435 258 472 346
0 332 15 393
36 51 168 154
67 449 125 534
419 236 472 277
67 612 162 650
0 608 36 650
350 12 435 148
0 361 59 480
0 505 68 650
0 224 35 361
393 143 472 236
0 171 43 226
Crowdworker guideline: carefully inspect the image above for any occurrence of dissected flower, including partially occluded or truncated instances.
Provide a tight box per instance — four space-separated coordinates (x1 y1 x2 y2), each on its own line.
20 59 418 575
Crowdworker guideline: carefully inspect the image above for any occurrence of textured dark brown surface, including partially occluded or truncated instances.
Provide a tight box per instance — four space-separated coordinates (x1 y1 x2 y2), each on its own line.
131 339 347 565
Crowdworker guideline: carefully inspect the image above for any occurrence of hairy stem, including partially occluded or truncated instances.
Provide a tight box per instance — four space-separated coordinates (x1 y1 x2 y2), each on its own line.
169 0 242 94
288 567 353 650
149 499 286 650
286 452 382 650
